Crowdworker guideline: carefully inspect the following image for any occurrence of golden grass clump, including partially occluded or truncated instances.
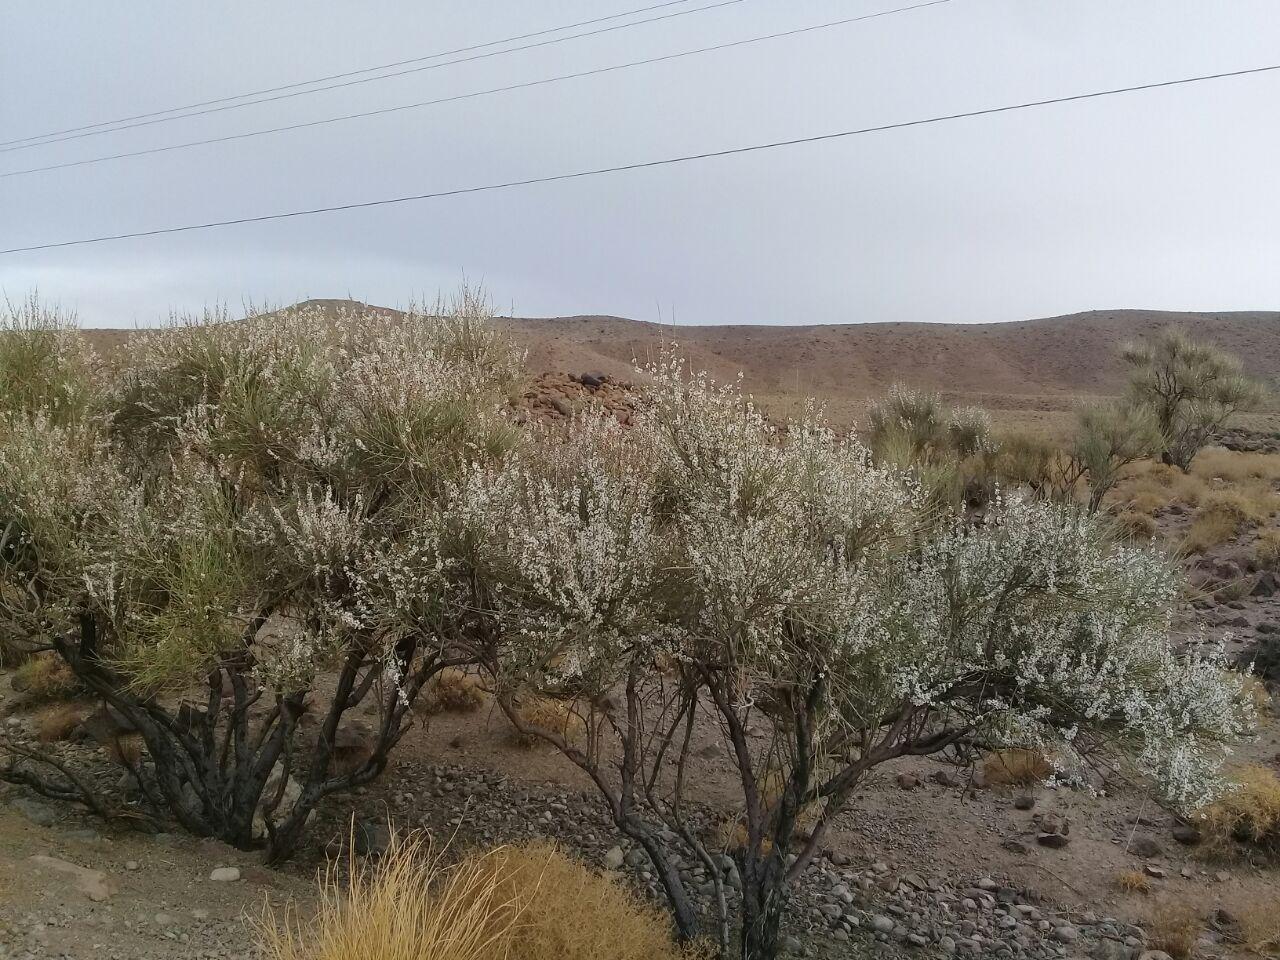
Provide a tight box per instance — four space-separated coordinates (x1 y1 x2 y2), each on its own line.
254 834 702 960
1254 529 1280 571
34 703 86 743
1113 510 1157 541
419 668 486 715
255 833 517 960
1235 891 1280 956
982 748 1053 787
510 696 586 749
1145 898 1202 960
1111 460 1207 514
11 653 80 702
1196 765 1280 859
1182 508 1245 554
1113 870 1151 895
1190 448 1280 485
482 842 707 960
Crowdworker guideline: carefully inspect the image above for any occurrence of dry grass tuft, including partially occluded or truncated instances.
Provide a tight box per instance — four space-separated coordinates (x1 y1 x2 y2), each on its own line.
255 832 518 960
1254 529 1280 571
982 748 1053 787
419 668 486 715
1191 448 1280 485
1113 870 1151 895
1113 510 1157 541
483 842 707 960
1112 460 1207 514
1183 508 1245 554
509 696 587 749
1196 765 1280 860
1235 891 1280 956
254 834 701 960
1145 898 1202 959
34 703 86 743
12 654 80 702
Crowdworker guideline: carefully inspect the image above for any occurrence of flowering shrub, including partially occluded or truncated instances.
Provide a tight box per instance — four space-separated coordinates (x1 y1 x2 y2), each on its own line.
459 356 1252 959
0 292 520 858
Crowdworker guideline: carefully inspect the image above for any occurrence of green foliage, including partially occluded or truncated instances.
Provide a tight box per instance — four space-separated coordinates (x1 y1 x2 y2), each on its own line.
1072 401 1162 512
0 295 99 426
1123 327 1266 471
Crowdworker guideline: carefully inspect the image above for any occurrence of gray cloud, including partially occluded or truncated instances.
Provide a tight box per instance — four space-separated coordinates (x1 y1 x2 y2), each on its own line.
3 0 1279 326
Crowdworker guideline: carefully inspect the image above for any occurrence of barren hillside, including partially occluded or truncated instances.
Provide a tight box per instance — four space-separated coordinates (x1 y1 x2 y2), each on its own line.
85 303 1280 434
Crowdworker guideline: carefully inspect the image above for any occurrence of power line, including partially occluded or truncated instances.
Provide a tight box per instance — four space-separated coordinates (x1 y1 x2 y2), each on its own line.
0 0 952 180
0 0 745 155
0 0 704 149
5 61 1277 257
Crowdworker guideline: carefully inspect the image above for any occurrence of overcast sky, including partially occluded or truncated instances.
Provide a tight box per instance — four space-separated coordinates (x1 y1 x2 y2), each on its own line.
3 0 1279 327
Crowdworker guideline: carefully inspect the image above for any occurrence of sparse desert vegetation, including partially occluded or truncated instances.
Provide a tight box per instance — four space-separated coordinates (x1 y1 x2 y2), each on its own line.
1 298 1279 960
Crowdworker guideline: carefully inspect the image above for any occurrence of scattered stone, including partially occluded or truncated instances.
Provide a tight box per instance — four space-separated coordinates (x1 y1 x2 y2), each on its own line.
1053 925 1080 943
603 845 624 870
124 859 139 871
1144 865 1167 879
1013 795 1035 810
896 773 921 790
1130 836 1161 858
209 866 241 882
1171 823 1201 846
1037 832 1070 849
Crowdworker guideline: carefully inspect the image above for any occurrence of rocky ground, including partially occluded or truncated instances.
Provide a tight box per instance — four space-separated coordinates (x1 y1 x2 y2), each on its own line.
2 445 1279 960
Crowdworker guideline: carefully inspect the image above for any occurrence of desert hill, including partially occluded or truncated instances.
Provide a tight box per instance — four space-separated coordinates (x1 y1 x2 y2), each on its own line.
84 304 1280 434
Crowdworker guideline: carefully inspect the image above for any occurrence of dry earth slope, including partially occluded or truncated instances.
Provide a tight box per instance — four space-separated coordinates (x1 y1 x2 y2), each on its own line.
86 304 1280 433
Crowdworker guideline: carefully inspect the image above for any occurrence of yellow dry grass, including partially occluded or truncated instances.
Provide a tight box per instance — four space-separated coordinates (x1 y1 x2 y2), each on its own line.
982 749 1053 787
1190 448 1280 485
509 697 586 749
482 843 707 960
1111 461 1207 514
254 834 701 960
419 668 486 715
1196 765 1280 860
256 833 518 960
34 703 85 743
1113 870 1151 895
1255 529 1280 571
1145 898 1202 960
1235 892 1280 956
1182 509 1246 554
12 653 80 702
1113 510 1157 541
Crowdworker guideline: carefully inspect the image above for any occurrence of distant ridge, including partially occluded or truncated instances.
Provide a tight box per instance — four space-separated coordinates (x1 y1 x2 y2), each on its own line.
83 303 1280 433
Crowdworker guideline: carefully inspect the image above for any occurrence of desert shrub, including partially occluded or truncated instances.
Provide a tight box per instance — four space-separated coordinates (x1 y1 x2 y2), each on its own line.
1072 401 1162 512
33 703 85 743
1113 510 1158 541
866 385 947 457
1145 898 1202 959
982 748 1053 787
1254 529 1280 570
947 406 994 458
0 295 98 426
420 668 486 715
1183 508 1245 554
256 836 700 960
11 653 81 701
1235 892 1280 956
509 696 586 749
1113 870 1151 894
447 356 1252 958
1196 765 1280 860
1190 448 1280 484
483 843 707 960
255 832 517 960
0 290 522 860
1123 328 1267 471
